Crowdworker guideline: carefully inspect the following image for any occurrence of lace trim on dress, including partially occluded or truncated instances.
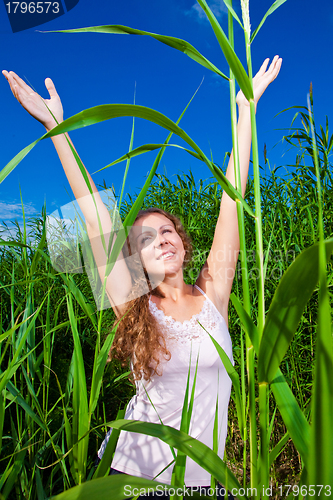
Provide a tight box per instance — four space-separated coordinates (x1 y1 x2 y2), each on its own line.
148 295 224 344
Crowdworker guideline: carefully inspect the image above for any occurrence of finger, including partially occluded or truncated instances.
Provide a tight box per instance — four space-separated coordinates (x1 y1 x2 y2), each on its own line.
255 56 282 87
45 77 59 99
2 69 14 85
7 72 35 104
266 55 280 76
2 70 13 89
267 57 282 81
3 70 20 100
254 55 280 83
4 70 37 100
256 58 270 78
9 71 35 95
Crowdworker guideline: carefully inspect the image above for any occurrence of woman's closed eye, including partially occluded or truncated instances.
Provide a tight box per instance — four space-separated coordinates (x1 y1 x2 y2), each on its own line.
140 235 152 245
141 229 171 243
139 228 172 247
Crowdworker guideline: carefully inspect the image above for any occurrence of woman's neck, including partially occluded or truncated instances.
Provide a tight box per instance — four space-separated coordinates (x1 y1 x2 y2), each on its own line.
156 279 193 302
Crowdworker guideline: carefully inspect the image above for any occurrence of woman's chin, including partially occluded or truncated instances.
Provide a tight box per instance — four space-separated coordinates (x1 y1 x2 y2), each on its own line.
162 267 183 282
147 264 182 285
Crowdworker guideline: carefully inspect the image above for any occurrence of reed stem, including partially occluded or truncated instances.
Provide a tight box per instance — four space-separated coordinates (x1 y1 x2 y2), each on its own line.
227 4 249 487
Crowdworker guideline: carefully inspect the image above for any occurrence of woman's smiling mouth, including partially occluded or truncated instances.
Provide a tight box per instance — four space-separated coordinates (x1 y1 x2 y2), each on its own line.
157 251 175 260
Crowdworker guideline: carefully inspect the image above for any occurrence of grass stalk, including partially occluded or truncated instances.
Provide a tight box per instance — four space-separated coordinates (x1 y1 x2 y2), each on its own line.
258 383 268 496
227 3 249 487
307 92 333 489
242 4 263 492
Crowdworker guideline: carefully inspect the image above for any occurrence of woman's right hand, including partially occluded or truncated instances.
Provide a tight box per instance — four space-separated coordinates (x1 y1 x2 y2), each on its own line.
2 70 63 131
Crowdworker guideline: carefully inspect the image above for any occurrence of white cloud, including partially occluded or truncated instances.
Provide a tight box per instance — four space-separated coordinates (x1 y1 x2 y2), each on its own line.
0 225 19 241
189 0 228 21
0 201 38 221
0 222 35 244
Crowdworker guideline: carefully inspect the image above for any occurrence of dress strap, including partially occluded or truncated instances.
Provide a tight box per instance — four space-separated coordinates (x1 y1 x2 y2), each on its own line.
194 284 224 320
194 283 209 299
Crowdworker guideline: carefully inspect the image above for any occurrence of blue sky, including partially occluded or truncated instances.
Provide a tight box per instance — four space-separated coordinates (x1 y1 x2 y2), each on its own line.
1 0 332 233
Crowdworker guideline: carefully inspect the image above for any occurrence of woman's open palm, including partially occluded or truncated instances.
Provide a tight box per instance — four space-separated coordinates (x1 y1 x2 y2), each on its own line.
2 70 63 130
236 55 282 108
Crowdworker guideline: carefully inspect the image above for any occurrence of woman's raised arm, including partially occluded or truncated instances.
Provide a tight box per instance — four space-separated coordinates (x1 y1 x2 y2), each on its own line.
2 70 132 316
198 56 282 312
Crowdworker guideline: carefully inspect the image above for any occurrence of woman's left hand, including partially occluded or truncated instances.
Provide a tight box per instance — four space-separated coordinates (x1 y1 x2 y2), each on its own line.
236 55 282 110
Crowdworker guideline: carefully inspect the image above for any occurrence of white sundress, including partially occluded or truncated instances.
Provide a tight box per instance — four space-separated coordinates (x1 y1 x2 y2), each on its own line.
98 284 233 486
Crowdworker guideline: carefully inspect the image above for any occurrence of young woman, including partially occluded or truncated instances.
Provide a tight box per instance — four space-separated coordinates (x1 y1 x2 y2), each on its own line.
3 56 282 498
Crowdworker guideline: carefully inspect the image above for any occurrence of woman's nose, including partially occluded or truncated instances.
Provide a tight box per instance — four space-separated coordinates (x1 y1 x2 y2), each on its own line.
156 233 167 247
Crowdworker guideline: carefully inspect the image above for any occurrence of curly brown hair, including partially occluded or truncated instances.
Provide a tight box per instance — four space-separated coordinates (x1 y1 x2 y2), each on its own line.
109 207 193 383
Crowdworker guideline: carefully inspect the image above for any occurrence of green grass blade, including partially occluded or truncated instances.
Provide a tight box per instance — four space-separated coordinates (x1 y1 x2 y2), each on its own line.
28 208 48 277
210 392 219 495
0 300 47 394
0 311 38 344
0 141 38 184
51 474 171 500
2 447 27 499
1 104 253 217
268 407 277 444
66 293 89 483
93 143 202 173
0 239 30 248
258 382 269 494
105 419 245 497
0 391 5 456
196 0 253 100
269 431 289 467
6 381 47 432
222 0 243 28
48 360 74 480
230 293 259 354
21 363 44 415
250 0 288 43
35 467 46 500
198 321 245 438
230 294 311 466
93 408 126 479
258 238 333 383
62 274 97 330
140 384 177 466
46 25 228 80
118 89 136 210
88 326 118 415
307 94 333 488
186 354 199 433
171 352 200 496
270 369 310 467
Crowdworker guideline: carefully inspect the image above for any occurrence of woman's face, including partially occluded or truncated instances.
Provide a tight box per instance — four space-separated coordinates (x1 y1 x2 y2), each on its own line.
130 213 186 280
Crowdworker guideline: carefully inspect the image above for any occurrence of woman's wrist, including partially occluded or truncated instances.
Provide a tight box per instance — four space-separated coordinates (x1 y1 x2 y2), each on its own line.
237 100 257 116
44 116 63 132
237 102 251 119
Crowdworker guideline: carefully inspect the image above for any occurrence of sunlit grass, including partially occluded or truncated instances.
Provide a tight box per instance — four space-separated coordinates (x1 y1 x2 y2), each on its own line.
1 127 332 496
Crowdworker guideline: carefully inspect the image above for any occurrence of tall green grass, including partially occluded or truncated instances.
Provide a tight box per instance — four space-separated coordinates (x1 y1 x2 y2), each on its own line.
1 0 333 498
1 119 332 497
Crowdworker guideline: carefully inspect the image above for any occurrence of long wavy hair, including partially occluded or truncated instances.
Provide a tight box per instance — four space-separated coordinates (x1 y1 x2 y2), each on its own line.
109 207 193 383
